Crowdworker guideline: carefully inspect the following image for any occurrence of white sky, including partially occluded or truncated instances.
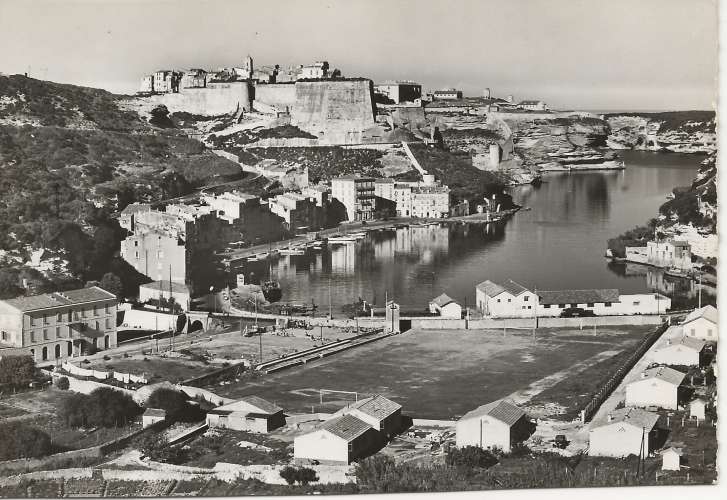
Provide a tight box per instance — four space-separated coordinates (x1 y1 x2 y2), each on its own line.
0 0 718 110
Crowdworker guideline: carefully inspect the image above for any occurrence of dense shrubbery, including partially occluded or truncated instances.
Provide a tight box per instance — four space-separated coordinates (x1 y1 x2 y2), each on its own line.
606 221 658 258
0 355 36 389
605 111 716 132
445 446 499 468
279 466 319 485
0 421 52 460
138 433 188 464
54 376 70 390
144 388 205 423
60 387 142 428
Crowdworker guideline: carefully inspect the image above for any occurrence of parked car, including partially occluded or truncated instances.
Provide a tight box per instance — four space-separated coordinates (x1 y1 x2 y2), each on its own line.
553 435 569 449
561 307 596 318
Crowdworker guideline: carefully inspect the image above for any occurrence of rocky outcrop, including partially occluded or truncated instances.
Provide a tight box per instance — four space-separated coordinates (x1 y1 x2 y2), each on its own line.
606 111 716 153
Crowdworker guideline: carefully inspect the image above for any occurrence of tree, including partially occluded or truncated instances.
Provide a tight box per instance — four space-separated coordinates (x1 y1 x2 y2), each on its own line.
0 268 23 299
55 376 70 390
60 387 141 428
445 446 499 469
279 466 298 485
149 105 174 128
0 355 36 388
100 272 123 298
0 422 52 460
145 387 204 423
279 466 319 486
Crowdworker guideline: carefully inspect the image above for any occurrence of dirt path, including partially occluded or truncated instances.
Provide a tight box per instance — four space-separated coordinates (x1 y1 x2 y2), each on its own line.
507 349 622 407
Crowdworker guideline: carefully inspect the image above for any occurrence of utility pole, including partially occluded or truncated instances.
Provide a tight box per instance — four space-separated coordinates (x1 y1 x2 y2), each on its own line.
698 272 702 308
328 276 332 319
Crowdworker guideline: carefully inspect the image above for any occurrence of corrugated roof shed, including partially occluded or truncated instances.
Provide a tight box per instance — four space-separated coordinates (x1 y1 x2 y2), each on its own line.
476 279 529 297
349 394 401 420
591 407 660 430
538 289 620 305
240 395 283 414
430 293 456 308
459 400 526 426
683 305 717 325
633 366 686 387
321 414 373 441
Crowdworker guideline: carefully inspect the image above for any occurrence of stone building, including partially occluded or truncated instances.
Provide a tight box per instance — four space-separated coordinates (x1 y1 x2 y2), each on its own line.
331 175 376 222
181 69 207 89
0 286 118 362
374 81 422 104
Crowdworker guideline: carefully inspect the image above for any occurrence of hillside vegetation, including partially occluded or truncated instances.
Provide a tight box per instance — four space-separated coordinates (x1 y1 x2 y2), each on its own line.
0 75 243 298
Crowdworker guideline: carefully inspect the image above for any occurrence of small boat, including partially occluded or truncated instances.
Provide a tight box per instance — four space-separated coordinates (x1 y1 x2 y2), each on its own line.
348 232 367 239
327 235 358 244
279 246 305 256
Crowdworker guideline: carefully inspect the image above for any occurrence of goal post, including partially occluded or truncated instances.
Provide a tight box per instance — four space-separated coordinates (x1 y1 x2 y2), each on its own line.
319 389 359 405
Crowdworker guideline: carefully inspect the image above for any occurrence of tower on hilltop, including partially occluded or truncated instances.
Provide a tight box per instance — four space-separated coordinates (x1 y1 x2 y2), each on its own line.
243 55 253 79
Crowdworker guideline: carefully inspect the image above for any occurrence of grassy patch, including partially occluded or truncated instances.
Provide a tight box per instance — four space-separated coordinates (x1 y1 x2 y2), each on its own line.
87 356 217 384
182 429 291 467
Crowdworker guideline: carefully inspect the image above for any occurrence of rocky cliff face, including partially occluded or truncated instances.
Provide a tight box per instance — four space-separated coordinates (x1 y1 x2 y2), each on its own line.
606 111 716 153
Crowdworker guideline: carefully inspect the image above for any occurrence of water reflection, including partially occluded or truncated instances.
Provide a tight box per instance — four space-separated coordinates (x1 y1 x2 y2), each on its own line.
241 151 705 313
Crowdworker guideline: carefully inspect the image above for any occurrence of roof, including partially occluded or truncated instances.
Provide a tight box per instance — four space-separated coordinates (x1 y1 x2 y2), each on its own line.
459 400 526 426
660 336 706 352
374 178 395 184
143 408 167 418
216 396 282 415
333 175 374 181
660 447 683 456
591 407 660 430
320 414 373 441
347 394 401 420
669 240 690 247
430 293 456 308
632 366 686 387
519 100 544 105
682 305 717 325
0 286 116 312
139 280 191 294
538 289 620 306
121 203 152 215
476 279 530 298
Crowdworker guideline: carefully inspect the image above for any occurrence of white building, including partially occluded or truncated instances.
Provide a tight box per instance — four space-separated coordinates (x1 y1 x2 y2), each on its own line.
331 176 376 222
660 447 683 471
301 184 330 207
689 398 707 420
456 400 529 453
411 185 450 218
300 61 329 79
139 75 153 93
206 396 285 433
626 240 692 270
652 337 705 367
331 394 402 440
588 407 660 457
429 293 462 319
201 191 259 223
681 305 718 341
625 366 686 410
475 279 538 319
518 100 548 111
142 408 166 428
294 414 381 465
138 280 191 311
374 81 422 104
433 89 463 100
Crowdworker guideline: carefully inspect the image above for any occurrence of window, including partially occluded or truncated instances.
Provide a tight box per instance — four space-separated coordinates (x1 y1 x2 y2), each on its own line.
56 327 62 338
1 331 6 341
586 303 594 308
604 302 612 307
105 318 111 329
135 251 139 259
632 301 640 306
497 299 501 303
524 296 529 302
570 303 578 308
57 312 63 322
559 304 565 309
30 316 36 327
68 311 72 322
105 304 110 314
543 304 551 309
507 298 512 303
43 329 49 340
707 329 713 337
30 331 35 343
43 314 49 325
93 306 97 316
527 306 532 309
81 309 86 318
134 240 139 247
522 306 526 310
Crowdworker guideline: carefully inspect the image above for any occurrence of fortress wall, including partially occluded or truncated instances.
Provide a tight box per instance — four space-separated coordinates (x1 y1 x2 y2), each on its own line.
254 83 297 111
152 81 252 115
291 80 376 144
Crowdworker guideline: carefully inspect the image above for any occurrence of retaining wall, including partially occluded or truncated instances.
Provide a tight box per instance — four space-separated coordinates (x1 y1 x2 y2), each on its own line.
253 83 297 111
147 81 252 115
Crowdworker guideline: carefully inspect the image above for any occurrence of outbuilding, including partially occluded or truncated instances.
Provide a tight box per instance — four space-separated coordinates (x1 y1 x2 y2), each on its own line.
660 447 683 471
428 293 462 319
142 408 167 428
652 337 706 367
625 366 686 410
588 408 660 457
456 400 531 453
689 398 707 420
332 394 403 440
206 395 285 433
294 414 381 465
681 305 718 341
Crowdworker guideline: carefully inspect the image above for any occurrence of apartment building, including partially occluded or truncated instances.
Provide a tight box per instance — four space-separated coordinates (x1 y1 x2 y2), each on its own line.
331 176 376 222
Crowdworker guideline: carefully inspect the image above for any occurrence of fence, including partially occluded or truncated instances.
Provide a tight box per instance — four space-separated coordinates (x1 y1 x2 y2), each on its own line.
61 363 148 385
580 321 670 422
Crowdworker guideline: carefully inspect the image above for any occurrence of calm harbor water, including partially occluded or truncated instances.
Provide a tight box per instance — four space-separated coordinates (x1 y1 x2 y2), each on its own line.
245 151 705 313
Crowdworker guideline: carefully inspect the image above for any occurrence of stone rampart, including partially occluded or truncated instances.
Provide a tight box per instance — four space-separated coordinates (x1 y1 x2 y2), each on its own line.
149 81 252 115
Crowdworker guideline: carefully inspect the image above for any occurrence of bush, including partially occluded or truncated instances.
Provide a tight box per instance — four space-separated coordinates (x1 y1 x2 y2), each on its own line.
55 376 70 390
445 446 499 469
279 466 319 486
138 433 188 464
60 387 141 428
145 387 204 423
0 421 52 460
0 355 35 388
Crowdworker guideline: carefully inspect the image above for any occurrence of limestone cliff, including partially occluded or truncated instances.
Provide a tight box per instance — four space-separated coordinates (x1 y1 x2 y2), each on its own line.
606 111 716 153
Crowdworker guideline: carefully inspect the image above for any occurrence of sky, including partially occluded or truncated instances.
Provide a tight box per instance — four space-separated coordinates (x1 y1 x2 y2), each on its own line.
0 0 718 111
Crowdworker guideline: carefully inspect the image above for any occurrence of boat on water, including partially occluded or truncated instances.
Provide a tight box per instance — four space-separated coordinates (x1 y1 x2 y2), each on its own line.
279 246 305 255
262 280 282 302
327 235 358 244
664 267 691 279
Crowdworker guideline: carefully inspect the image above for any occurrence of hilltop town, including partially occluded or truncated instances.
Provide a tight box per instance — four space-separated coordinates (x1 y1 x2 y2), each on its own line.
0 51 719 496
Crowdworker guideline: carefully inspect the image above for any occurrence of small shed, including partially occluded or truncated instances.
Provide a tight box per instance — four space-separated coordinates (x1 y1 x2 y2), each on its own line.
681 305 718 341
652 337 706 367
294 414 381 465
660 447 683 471
588 408 660 457
429 293 462 319
142 408 167 428
689 398 707 420
206 395 285 433
625 366 686 410
456 400 530 453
